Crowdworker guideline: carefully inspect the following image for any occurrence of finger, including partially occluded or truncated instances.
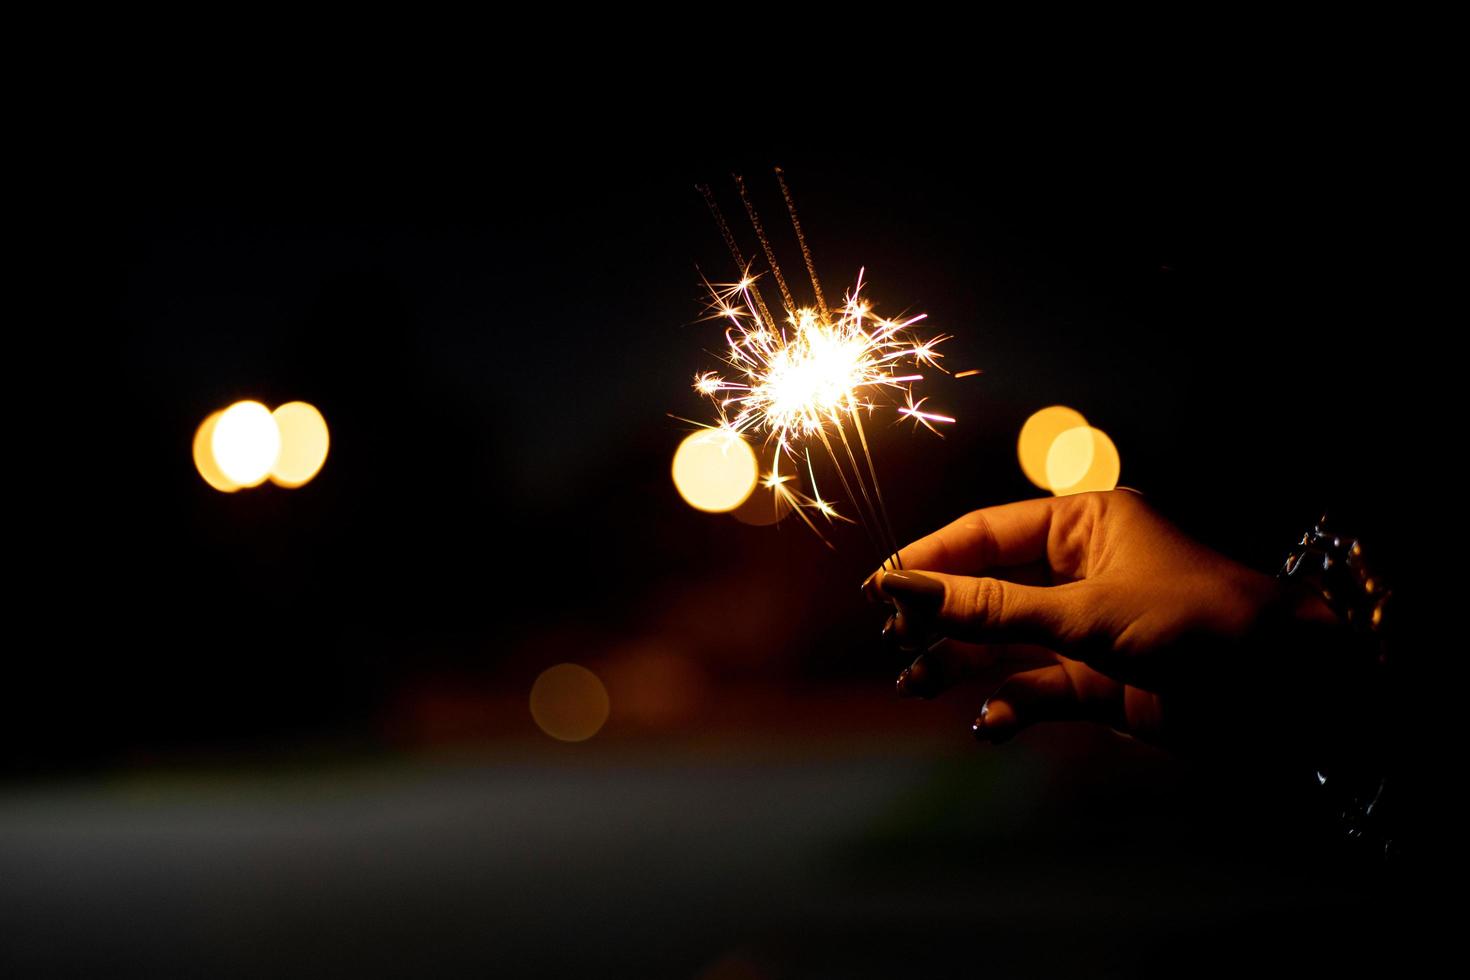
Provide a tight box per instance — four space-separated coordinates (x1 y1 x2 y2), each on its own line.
897 640 1058 699
971 662 1125 743
877 569 1096 652
863 497 1062 600
880 565 1054 654
880 609 933 657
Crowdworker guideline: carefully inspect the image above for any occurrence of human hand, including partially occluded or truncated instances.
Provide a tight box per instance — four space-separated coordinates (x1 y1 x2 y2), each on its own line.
864 491 1342 751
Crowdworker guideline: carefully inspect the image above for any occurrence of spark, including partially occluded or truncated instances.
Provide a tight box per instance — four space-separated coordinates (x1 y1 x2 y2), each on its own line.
697 272 947 447
687 173 956 567
897 393 957 436
692 270 950 555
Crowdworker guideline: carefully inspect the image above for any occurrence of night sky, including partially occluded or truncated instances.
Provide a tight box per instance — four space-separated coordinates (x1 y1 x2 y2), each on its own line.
17 85 1424 766
3 57 1440 978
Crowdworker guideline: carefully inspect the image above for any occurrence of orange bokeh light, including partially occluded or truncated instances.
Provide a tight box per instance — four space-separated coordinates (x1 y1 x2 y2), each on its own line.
269 401 330 488
671 430 759 513
529 664 611 742
1046 425 1121 495
193 410 241 493
1017 405 1088 491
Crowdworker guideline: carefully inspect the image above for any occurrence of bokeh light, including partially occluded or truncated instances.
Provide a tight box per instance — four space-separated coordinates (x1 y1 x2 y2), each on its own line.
1046 425 1121 495
529 663 610 742
671 429 759 513
269 401 330 488
211 401 281 487
1017 405 1088 490
192 411 241 493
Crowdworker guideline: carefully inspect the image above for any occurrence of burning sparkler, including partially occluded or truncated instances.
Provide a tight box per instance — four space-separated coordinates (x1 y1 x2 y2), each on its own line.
685 171 955 569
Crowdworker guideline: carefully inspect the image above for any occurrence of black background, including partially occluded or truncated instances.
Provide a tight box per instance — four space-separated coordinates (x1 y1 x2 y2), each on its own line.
51 90 1420 756
5 56 1437 977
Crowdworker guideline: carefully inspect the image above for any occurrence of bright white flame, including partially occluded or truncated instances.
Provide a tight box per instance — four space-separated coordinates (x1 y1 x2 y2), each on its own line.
212 401 281 487
692 272 951 535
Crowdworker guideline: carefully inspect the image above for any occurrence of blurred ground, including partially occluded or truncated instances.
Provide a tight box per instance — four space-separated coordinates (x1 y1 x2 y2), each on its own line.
1 694 1408 979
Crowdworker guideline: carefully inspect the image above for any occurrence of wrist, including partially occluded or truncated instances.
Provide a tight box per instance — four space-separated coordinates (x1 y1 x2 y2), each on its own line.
1277 516 1397 863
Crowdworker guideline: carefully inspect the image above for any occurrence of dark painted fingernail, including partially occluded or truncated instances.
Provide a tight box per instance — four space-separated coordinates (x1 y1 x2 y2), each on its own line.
881 613 897 643
880 571 945 604
971 702 992 742
899 656 934 698
861 570 885 604
895 657 924 698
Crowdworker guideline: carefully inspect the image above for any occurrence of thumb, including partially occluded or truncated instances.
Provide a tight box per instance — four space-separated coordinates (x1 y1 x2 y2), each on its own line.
877 569 1094 652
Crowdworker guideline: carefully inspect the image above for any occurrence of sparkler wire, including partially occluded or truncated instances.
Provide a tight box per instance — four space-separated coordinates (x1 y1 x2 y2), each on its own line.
846 394 903 570
774 167 830 322
735 173 797 315
698 183 778 333
814 425 890 571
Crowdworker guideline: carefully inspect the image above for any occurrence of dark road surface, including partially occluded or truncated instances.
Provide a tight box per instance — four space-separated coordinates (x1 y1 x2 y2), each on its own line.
1 735 1405 978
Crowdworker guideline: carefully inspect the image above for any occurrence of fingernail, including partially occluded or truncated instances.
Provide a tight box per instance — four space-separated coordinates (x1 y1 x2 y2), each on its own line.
880 571 945 604
884 612 924 655
898 656 932 698
861 570 886 605
895 658 921 697
971 702 992 742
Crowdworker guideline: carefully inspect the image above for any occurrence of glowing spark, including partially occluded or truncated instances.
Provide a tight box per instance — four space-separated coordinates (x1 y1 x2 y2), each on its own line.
897 394 957 436
691 268 951 534
686 173 957 565
954 369 982 379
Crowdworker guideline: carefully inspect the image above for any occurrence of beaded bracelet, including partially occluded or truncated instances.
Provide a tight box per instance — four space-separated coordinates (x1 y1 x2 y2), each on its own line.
1279 517 1395 861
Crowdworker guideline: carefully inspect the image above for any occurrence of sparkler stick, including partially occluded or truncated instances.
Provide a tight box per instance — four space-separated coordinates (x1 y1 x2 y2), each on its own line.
735 173 797 315
696 184 778 337
831 410 898 567
814 424 891 570
773 173 902 569
737 194 899 563
687 172 954 567
775 167 830 322
845 394 903 570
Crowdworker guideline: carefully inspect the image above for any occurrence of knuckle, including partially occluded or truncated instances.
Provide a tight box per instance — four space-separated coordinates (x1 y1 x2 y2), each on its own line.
967 577 1006 626
1077 490 1112 522
961 509 999 568
1060 581 1104 640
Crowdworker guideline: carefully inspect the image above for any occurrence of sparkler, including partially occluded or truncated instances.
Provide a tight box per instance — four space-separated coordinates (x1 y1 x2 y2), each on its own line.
686 171 955 569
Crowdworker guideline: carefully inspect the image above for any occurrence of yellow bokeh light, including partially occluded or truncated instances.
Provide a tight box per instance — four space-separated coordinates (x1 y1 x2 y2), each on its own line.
1046 426 1121 495
671 430 759 513
211 401 281 487
269 401 330 488
529 663 611 742
1017 405 1089 490
193 411 241 493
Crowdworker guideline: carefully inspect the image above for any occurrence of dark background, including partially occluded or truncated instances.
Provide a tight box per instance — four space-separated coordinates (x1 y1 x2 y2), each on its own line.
6 72 1431 977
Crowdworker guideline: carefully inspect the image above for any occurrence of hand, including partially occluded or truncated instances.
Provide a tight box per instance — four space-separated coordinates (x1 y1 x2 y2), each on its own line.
865 491 1342 751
